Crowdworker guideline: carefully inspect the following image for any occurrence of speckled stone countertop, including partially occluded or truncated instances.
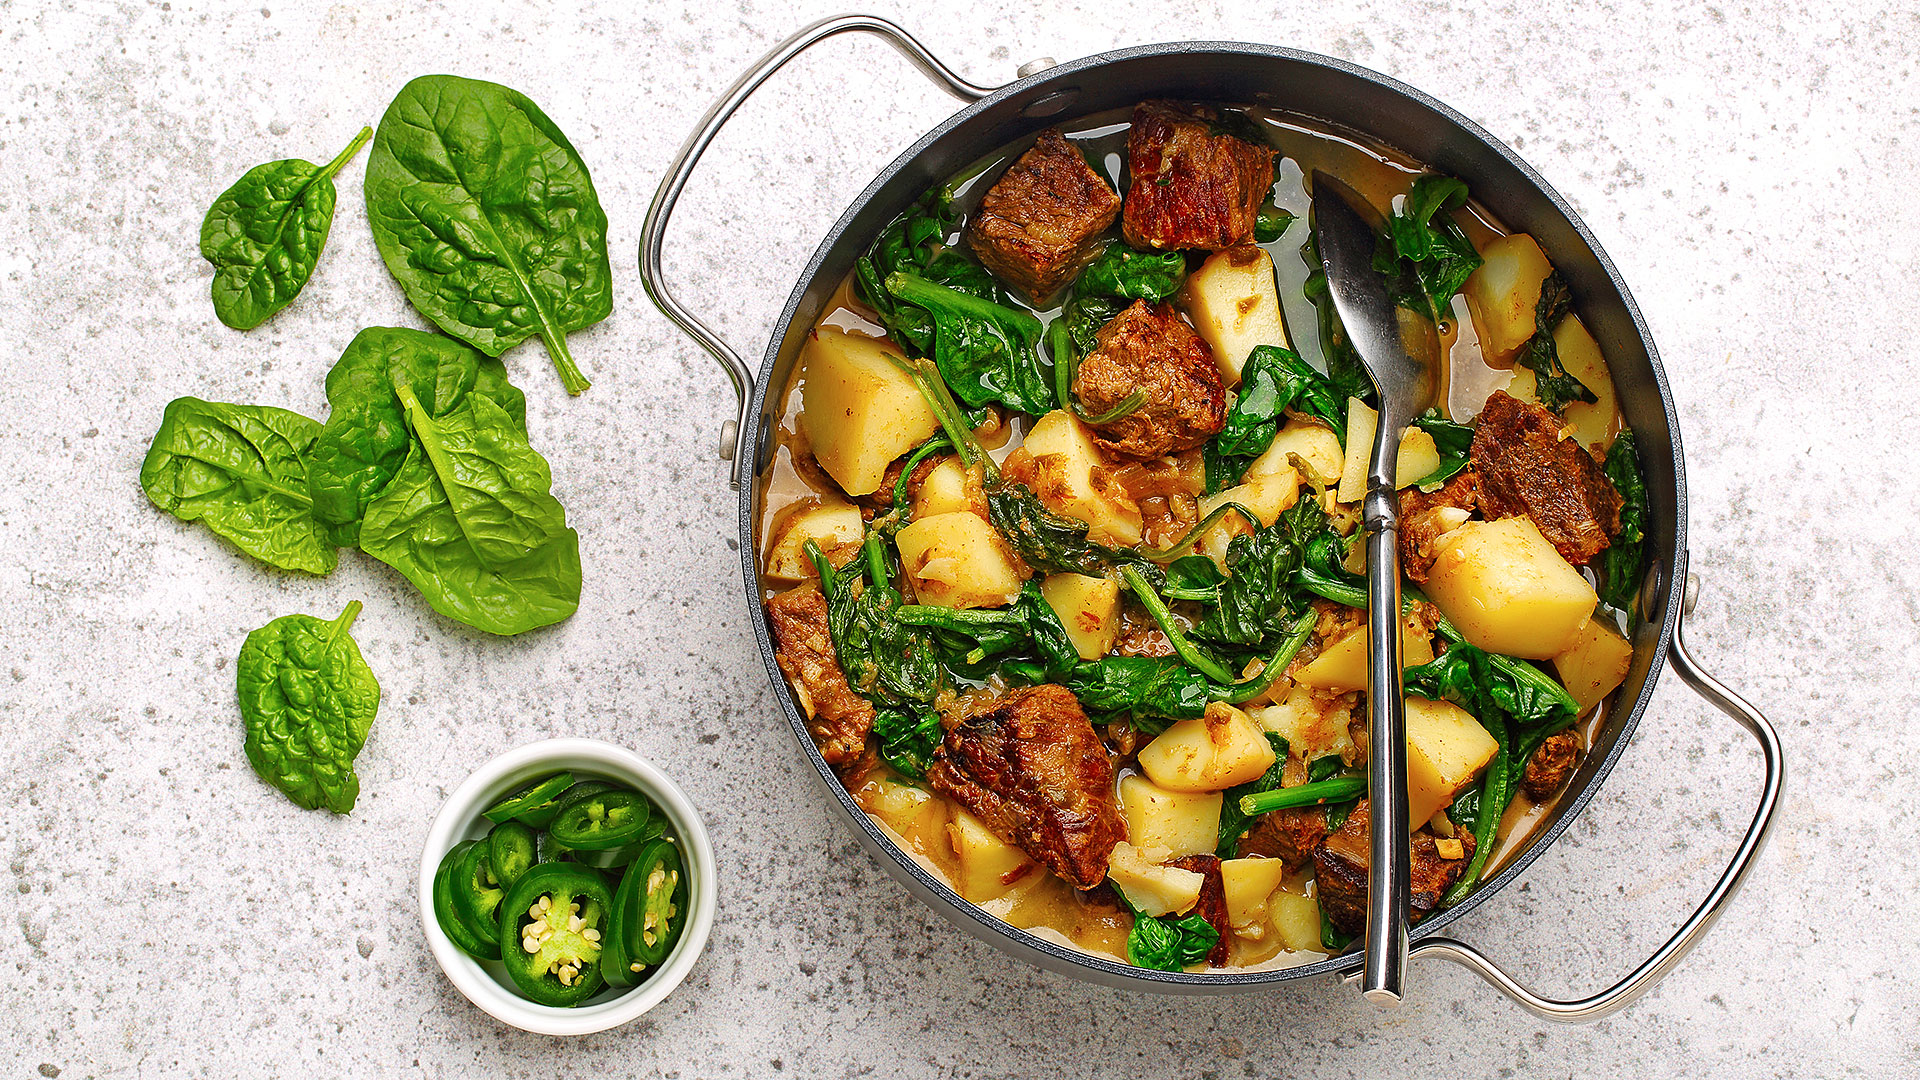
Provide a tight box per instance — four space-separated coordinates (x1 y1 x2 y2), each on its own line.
3 1 1915 1076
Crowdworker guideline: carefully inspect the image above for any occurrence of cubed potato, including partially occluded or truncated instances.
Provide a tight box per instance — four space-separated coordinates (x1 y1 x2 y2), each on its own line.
948 809 1037 903
798 328 940 495
1425 517 1597 658
1106 841 1204 918
1221 857 1288 929
1018 410 1144 547
895 512 1029 610
1179 246 1289 385
1464 233 1554 362
1405 695 1500 829
1269 888 1324 953
1041 573 1121 660
1192 469 1302 566
1553 315 1621 454
863 777 950 853
1294 615 1438 694
1118 774 1222 859
765 501 865 582
1247 418 1344 484
1336 398 1446 503
912 457 978 519
1504 365 1539 405
1553 616 1634 712
1251 683 1357 763
1137 702 1278 793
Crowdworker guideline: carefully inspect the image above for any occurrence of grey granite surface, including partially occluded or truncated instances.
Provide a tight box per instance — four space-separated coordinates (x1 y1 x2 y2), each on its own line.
2 0 1915 1076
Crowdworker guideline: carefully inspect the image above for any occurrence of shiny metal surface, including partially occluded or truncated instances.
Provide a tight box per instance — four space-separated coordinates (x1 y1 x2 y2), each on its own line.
1310 173 1435 1005
636 14 995 488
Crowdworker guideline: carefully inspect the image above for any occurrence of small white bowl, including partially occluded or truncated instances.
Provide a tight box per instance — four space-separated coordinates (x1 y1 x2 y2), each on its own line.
418 738 716 1035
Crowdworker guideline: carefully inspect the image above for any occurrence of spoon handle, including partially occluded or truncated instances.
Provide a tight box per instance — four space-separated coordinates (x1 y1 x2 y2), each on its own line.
1360 432 1412 1005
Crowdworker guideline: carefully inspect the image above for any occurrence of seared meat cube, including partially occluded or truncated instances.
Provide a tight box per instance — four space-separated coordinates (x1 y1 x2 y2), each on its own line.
1235 806 1330 870
1312 802 1475 936
967 128 1121 305
1168 854 1232 966
1522 731 1581 801
1398 470 1480 584
927 685 1124 890
765 584 876 769
1471 391 1624 565
1073 300 1226 460
1122 101 1277 251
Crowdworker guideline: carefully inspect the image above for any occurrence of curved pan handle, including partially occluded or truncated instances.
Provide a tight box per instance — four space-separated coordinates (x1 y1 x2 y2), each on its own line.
1358 572 1785 1021
638 15 998 489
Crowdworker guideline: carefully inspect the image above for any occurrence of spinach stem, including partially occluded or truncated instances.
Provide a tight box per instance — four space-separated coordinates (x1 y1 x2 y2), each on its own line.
327 599 363 644
803 539 837 593
1440 712 1510 906
537 320 592 396
1050 320 1143 425
319 126 374 182
1237 775 1368 817
1218 612 1316 704
1140 502 1262 562
885 271 1043 338
1118 564 1236 684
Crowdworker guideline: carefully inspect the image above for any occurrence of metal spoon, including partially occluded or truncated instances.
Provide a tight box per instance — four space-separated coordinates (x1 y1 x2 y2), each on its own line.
1309 172 1437 1006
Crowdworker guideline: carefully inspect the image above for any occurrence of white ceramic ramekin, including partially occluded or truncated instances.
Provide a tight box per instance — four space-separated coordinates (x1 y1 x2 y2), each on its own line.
418 738 716 1035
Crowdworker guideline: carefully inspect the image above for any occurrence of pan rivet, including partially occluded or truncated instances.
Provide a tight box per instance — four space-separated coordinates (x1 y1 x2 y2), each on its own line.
1683 573 1700 617
717 419 738 461
1016 57 1056 78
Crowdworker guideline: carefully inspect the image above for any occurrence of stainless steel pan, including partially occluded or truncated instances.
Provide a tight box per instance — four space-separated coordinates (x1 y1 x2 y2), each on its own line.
639 15 1783 1017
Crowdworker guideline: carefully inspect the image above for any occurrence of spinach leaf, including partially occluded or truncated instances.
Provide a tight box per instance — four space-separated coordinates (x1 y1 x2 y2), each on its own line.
1074 243 1188 303
883 271 1054 416
1124 899 1220 972
812 536 946 713
1062 293 1125 356
140 397 338 574
1217 732 1289 856
1515 273 1597 411
1410 412 1474 490
365 75 613 396
357 383 580 635
200 127 371 330
236 600 380 813
898 579 1078 685
1297 526 1368 610
1207 345 1350 489
984 479 1144 578
1300 235 1376 405
1406 641 1574 731
1060 657 1214 733
1191 498 1333 649
1371 174 1483 328
1598 430 1649 613
1255 202 1294 244
306 327 528 538
850 184 1004 358
871 707 943 782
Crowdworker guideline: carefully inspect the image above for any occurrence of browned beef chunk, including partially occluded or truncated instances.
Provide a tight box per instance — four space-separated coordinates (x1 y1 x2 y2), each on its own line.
1471 391 1623 565
1074 300 1226 459
765 585 875 769
1121 101 1277 251
1168 854 1232 966
1399 470 1481 583
967 129 1121 305
927 685 1124 890
1522 731 1581 801
1236 807 1329 870
1312 802 1476 936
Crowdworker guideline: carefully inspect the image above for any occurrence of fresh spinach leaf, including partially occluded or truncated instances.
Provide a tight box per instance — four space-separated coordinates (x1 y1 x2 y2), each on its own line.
1192 497 1330 649
200 127 371 330
1207 345 1350 489
236 600 380 813
871 707 943 782
1060 657 1214 733
811 536 946 714
357 383 580 635
1123 898 1220 972
306 327 528 538
883 271 1054 416
1515 273 1597 411
1075 242 1188 303
1598 431 1649 612
898 578 1078 685
1372 174 1483 328
1062 293 1125 356
365 75 612 395
1410 412 1475 489
1217 732 1289 856
140 397 338 574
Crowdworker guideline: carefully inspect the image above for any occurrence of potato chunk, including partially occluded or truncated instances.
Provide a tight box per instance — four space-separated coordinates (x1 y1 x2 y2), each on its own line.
1016 410 1144 547
1405 695 1500 829
1269 888 1323 952
1553 315 1621 454
1191 468 1302 566
913 457 978 519
1137 702 1278 793
1220 857 1288 929
764 501 865 583
1247 418 1343 484
948 808 1038 903
895 512 1028 610
1336 397 1444 503
1464 233 1554 362
1294 615 1437 694
1553 616 1634 711
1106 841 1204 917
1040 573 1121 660
1179 246 1289 384
797 328 940 496
1118 774 1222 859
1424 517 1597 659
1251 683 1357 764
